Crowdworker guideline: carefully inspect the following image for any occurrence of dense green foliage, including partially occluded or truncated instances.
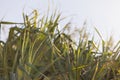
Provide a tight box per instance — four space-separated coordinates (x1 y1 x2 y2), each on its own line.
0 10 120 80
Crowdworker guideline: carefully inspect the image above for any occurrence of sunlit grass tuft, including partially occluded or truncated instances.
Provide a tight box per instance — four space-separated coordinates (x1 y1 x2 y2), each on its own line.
0 10 120 80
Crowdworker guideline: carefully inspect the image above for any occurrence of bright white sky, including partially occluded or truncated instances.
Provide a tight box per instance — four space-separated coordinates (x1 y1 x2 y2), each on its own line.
0 0 120 42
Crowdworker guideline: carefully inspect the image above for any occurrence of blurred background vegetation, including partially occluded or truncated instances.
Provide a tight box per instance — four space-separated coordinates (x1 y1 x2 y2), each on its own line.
0 9 120 80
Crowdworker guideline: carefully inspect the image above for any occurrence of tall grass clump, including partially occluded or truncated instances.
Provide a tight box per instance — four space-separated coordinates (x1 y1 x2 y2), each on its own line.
0 10 120 80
